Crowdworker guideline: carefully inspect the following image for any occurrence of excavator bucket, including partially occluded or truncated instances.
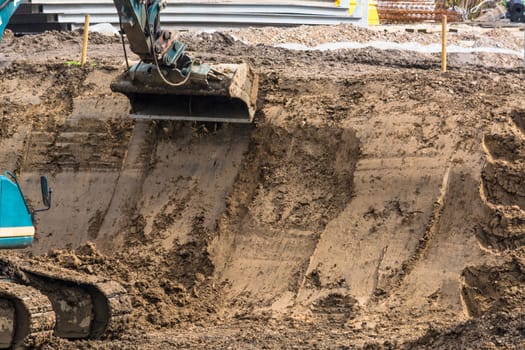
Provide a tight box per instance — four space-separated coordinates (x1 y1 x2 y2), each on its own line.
111 62 258 123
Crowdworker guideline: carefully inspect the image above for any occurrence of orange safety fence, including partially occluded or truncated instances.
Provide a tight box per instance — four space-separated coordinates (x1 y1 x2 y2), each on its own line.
376 0 462 23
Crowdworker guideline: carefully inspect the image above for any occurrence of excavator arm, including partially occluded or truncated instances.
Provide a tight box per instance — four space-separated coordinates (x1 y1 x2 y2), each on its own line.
0 0 20 42
113 0 163 60
111 0 259 123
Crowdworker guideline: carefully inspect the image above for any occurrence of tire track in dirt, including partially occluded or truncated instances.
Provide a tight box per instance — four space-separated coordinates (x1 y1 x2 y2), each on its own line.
0 64 64 172
457 109 525 323
210 122 359 313
15 66 134 254
479 110 525 251
284 72 490 330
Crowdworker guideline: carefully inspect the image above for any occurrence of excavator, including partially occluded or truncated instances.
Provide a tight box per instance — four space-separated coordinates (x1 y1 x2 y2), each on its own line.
0 172 130 349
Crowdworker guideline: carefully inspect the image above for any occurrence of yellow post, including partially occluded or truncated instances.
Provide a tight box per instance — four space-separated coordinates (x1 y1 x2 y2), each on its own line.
81 15 90 66
441 15 447 73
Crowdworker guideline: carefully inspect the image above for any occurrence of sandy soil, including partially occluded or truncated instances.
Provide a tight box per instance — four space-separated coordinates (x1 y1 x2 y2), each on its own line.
0 22 525 349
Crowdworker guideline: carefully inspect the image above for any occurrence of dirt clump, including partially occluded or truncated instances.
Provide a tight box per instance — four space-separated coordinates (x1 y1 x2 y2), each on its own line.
407 311 525 349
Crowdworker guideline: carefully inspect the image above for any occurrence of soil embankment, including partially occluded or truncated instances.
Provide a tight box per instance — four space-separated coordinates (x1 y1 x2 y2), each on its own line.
0 24 524 348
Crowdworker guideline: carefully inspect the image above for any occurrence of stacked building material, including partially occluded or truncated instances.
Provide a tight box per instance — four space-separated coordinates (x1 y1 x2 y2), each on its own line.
7 3 65 34
8 0 368 34
8 0 462 34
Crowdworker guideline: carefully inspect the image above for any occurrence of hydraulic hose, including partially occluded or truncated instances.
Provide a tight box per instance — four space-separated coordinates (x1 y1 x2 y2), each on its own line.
145 4 193 87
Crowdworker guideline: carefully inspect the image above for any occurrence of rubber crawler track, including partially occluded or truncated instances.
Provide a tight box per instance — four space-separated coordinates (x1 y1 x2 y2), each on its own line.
0 281 55 349
0 257 130 348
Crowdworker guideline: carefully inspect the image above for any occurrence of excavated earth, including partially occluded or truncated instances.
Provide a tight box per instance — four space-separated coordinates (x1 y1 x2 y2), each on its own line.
1 23 525 348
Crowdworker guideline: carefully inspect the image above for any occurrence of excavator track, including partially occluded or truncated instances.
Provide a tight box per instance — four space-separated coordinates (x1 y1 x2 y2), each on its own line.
0 257 130 347
0 281 55 349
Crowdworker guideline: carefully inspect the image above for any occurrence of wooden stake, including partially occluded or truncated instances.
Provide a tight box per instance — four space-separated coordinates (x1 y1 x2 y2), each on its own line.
441 15 447 73
81 15 90 66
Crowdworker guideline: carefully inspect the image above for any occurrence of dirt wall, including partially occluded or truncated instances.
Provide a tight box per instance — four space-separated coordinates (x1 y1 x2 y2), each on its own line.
0 25 524 348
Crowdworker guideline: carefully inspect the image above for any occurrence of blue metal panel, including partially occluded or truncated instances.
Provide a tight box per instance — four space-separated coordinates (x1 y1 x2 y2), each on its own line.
0 175 33 229
0 0 22 42
0 236 34 249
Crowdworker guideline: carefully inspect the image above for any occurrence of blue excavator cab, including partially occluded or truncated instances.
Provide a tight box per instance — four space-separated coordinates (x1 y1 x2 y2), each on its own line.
0 0 20 42
0 171 51 249
0 171 34 248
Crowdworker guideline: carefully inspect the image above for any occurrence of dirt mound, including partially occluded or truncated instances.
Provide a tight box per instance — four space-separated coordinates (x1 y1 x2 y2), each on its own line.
226 23 524 51
462 256 525 318
408 312 525 349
